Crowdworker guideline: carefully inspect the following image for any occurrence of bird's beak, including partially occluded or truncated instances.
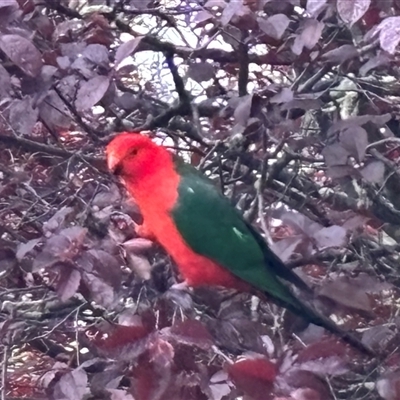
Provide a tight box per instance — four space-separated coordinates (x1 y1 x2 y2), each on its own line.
107 152 120 174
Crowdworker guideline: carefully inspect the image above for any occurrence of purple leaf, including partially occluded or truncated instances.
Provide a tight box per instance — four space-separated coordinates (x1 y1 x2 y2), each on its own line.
82 272 115 307
115 37 143 66
91 367 123 392
279 369 331 399
339 126 369 162
82 43 109 65
209 382 231 400
377 371 400 400
306 0 328 17
107 389 135 400
39 362 69 389
297 354 348 377
162 288 194 312
168 319 214 350
58 74 78 101
118 310 144 327
75 75 110 111
56 55 70 70
258 14 290 40
193 10 214 23
349 273 392 293
91 250 121 287
0 0 17 7
99 79 117 107
16 238 41 261
222 25 242 49
220 0 246 26
33 237 69 271
312 225 347 249
328 114 391 134
93 324 152 360
0 3 21 26
33 227 87 271
188 62 214 83
234 94 253 126
0 34 42 77
0 64 11 98
360 52 391 76
41 64 59 82
373 16 400 54
362 325 396 350
60 41 87 58
125 252 152 280
39 90 72 129
210 370 228 384
52 368 88 400
54 20 83 42
323 44 359 63
270 87 293 104
281 211 321 237
92 184 122 209
43 207 74 234
318 276 372 312
56 265 81 302
272 236 302 262
77 249 121 290
72 58 95 79
61 226 88 243
326 165 355 179
342 214 369 231
360 161 385 184
292 19 324 55
204 0 227 8
227 357 276 400
322 143 350 166
296 337 348 362
148 337 174 367
8 97 38 136
337 0 371 26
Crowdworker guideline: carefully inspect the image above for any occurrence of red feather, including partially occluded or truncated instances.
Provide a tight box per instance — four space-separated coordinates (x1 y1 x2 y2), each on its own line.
107 133 249 291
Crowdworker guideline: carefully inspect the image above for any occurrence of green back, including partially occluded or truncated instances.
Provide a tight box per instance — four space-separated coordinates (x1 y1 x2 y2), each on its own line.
170 158 297 306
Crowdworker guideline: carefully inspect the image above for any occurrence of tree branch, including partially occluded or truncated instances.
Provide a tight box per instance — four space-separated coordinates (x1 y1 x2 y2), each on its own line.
0 135 105 169
164 53 191 107
238 32 249 97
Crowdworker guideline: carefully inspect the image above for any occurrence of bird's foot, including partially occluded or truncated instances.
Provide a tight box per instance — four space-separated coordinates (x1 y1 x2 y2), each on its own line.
134 222 155 240
169 280 193 292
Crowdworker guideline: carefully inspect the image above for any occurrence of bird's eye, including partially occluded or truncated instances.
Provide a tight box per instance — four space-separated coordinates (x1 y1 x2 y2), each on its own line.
130 148 139 157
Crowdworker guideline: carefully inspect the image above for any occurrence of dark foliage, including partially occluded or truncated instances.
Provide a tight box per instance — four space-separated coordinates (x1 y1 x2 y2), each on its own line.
1 0 400 399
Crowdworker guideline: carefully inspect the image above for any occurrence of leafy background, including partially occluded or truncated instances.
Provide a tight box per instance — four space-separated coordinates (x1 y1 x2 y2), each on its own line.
1 0 400 399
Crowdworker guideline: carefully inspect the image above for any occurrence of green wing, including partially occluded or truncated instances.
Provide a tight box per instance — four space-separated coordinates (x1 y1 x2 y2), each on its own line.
171 158 303 307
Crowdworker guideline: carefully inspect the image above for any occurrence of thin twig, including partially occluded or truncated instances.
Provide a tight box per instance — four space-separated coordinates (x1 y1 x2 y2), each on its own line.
1 345 8 400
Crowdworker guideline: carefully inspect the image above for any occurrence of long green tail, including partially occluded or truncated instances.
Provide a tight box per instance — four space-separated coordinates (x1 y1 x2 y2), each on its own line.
271 289 375 357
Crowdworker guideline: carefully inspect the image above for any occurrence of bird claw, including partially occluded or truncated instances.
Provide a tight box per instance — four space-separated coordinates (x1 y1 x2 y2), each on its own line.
169 280 192 292
134 222 155 240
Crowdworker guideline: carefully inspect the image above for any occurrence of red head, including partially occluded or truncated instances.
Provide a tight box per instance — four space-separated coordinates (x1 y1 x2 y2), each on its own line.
106 133 171 181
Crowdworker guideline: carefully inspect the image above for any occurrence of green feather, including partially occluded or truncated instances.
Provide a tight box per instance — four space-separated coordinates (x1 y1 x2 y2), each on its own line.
170 158 374 356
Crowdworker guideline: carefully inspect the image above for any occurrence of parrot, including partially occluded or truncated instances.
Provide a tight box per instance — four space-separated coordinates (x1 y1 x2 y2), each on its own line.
106 132 374 356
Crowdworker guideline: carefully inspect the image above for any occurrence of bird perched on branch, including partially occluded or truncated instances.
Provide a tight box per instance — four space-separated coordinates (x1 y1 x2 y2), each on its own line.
107 132 374 356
